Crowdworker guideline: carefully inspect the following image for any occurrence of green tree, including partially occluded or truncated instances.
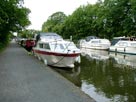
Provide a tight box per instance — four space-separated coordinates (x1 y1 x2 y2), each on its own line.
18 29 39 38
103 0 136 38
61 3 105 40
0 0 30 49
41 0 136 41
42 11 67 35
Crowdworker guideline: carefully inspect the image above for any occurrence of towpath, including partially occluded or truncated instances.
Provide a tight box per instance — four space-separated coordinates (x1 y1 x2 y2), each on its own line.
0 41 95 102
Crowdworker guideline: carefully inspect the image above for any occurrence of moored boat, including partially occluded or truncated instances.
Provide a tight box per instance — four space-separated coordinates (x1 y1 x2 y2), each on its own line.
33 33 80 68
79 36 111 50
109 37 136 55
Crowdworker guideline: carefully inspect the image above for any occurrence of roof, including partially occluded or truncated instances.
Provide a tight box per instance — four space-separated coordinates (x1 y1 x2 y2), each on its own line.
85 36 99 41
36 32 63 41
38 32 61 37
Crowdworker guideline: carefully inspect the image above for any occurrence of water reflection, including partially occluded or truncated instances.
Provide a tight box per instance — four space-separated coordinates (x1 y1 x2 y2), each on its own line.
81 48 109 61
80 55 136 102
109 52 136 68
51 49 136 102
52 66 81 87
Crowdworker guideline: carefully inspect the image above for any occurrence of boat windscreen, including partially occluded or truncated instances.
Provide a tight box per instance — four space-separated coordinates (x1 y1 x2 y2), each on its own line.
41 35 62 39
65 42 77 49
51 44 65 51
85 36 99 42
111 39 120 45
131 43 136 47
111 37 129 45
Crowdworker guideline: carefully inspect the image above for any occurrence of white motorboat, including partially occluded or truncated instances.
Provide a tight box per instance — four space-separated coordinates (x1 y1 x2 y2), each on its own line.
109 37 136 55
33 33 80 68
79 36 111 50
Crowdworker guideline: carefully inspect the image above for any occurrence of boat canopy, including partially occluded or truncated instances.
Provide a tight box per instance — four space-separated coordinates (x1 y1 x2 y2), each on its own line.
36 32 63 42
85 36 99 42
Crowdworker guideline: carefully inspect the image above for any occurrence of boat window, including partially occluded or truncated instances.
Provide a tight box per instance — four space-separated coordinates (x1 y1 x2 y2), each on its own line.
51 44 65 50
39 43 43 48
131 43 136 47
85 36 98 42
111 39 120 45
65 42 76 49
118 42 128 46
91 41 100 43
80 40 85 44
44 43 50 50
60 44 64 49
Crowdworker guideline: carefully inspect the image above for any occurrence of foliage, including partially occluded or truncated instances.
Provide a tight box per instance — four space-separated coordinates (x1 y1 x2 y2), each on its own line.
42 11 67 35
18 29 39 38
0 0 30 49
103 0 136 37
41 0 136 41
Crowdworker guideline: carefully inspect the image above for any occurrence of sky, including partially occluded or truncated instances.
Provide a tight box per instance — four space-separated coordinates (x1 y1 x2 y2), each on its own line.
24 0 98 30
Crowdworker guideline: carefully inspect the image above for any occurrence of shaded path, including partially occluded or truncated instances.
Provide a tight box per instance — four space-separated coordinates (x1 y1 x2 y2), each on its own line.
0 41 95 102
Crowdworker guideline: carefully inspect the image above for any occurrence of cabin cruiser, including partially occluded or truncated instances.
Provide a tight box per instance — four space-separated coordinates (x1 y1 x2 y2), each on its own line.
109 37 136 55
33 33 80 68
79 36 111 50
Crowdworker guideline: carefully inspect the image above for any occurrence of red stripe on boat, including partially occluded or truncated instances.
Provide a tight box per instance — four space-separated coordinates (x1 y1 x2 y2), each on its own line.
34 50 80 57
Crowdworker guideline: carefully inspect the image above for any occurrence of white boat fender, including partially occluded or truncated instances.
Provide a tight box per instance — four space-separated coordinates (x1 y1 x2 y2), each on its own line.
75 56 81 63
44 59 48 65
38 55 41 60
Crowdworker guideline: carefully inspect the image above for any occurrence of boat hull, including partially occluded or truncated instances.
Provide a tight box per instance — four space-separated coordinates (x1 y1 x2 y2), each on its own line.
109 46 136 55
33 49 80 68
80 44 110 50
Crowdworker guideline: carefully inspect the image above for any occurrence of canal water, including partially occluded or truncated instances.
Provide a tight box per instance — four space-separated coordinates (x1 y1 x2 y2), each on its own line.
51 48 136 102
